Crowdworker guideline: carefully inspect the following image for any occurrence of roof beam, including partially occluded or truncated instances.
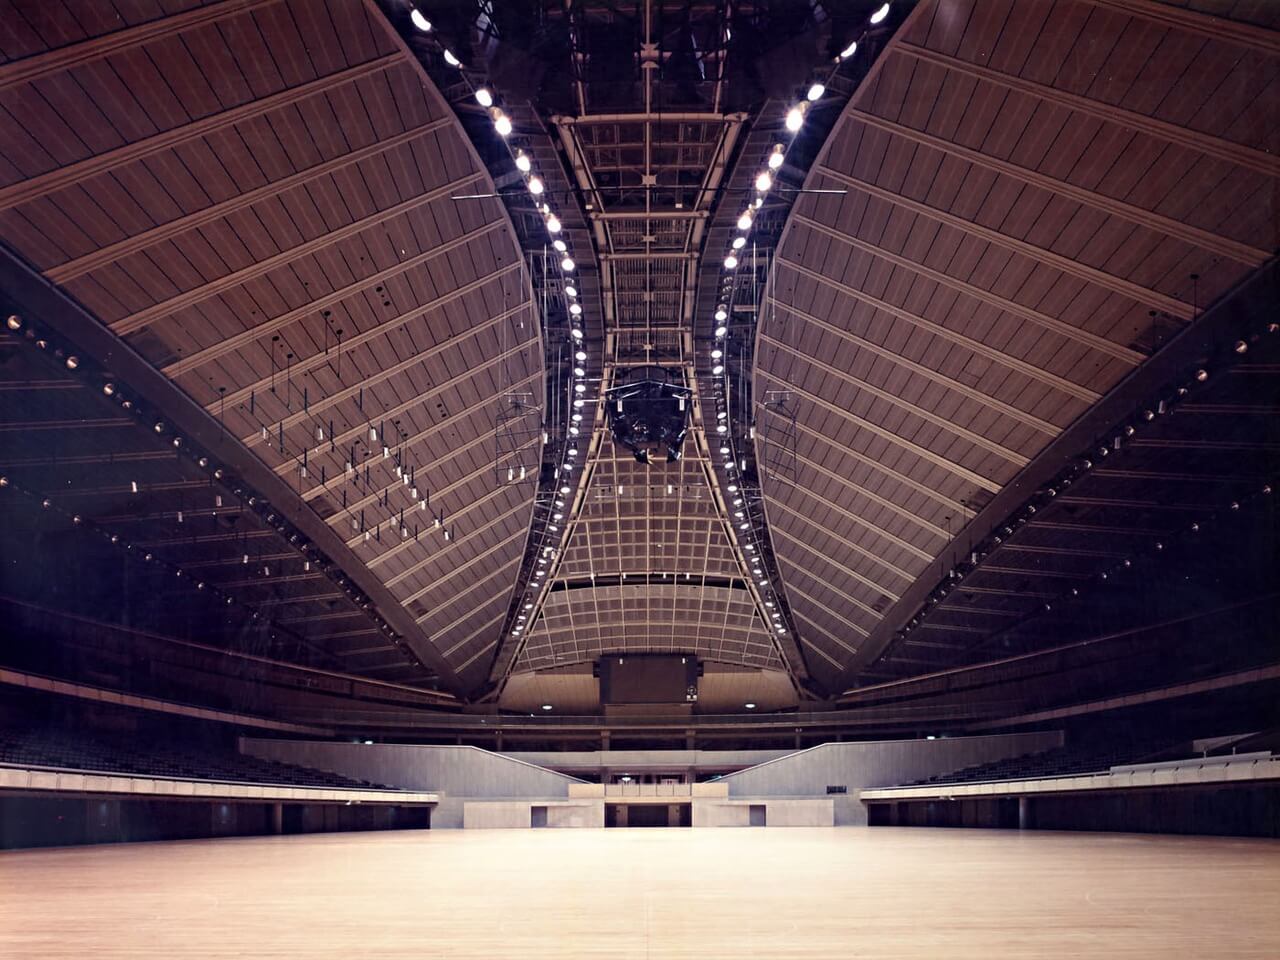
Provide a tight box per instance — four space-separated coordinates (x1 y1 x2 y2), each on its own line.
895 43 1280 178
253 314 533 458
763 305 1060 435
757 369 1004 493
405 526 529 607
792 213 1145 364
845 109 1269 267
46 118 456 284
816 165 1194 320
775 258 1101 402
164 218 508 378
0 54 404 211
767 479 933 569
0 0 271 90
214 262 522 411
785 417 977 517
769 526 892 619
110 172 483 335
1081 0 1280 56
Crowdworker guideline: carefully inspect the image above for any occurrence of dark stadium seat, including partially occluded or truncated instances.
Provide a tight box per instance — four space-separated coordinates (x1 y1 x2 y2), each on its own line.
0 728 400 792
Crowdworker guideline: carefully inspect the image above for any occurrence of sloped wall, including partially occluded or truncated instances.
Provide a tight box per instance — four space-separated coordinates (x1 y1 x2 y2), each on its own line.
241 740 584 828
719 732 1062 825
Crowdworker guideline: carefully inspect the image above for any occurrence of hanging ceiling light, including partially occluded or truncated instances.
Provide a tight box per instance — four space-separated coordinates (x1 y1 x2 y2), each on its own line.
732 236 746 250
870 3 891 25
737 210 753 230
474 87 493 107
768 145 785 170
528 175 544 195
561 257 575 272
754 171 772 192
806 82 825 101
724 254 738 270
837 40 857 61
5 315 20 331
443 49 462 67
785 104 805 132
515 151 531 173
410 8 431 31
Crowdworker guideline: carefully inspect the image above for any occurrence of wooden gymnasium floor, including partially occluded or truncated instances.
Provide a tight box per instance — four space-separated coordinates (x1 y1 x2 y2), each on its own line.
2 827 1278 958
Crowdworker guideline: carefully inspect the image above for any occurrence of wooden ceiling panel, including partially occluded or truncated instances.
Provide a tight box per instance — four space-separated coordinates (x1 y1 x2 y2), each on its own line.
758 0 1279 684
0 0 542 691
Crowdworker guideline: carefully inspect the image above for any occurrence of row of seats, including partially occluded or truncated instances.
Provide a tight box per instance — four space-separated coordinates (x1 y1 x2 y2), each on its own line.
0 727 398 791
909 738 1191 787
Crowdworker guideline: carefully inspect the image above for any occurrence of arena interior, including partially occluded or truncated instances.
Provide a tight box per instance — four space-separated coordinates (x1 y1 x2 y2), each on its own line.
0 0 1278 956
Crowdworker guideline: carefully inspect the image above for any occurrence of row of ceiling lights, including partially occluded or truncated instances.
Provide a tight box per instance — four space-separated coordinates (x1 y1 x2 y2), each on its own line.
402 5 597 659
893 320 1279 645
701 5 898 645
407 8 593 649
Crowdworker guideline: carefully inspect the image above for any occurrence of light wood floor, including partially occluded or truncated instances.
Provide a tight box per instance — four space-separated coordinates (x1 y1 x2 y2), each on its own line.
2 827 1278 958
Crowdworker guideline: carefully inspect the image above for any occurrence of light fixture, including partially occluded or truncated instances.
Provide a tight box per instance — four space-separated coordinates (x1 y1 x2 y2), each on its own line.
515 151 531 173
715 307 728 322
546 214 562 233
806 82 825 101
575 349 586 361
528 175 544 195
1234 340 1248 354
732 236 746 250
785 104 805 132
5 315 19 331
541 704 553 711
553 239 567 253
65 355 79 370
571 327 584 340
744 702 756 709
474 87 493 107
717 423 727 433
754 171 772 192
715 324 727 338
768 145 785 169
711 349 722 359
153 421 164 433
737 211 752 230
569 303 582 316
560 485 571 494
870 3 891 25
443 49 461 68
837 40 857 61
410 8 431 31
713 364 724 375
566 286 578 299
561 257 575 272
493 110 512 136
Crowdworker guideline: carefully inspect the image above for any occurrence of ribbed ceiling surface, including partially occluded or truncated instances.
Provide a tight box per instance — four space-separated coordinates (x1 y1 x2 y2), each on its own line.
757 0 1279 683
0 0 540 691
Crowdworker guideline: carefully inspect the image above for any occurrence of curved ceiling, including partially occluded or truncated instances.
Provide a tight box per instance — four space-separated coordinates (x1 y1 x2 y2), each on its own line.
0 0 541 696
1 0 1276 712
756 0 1279 689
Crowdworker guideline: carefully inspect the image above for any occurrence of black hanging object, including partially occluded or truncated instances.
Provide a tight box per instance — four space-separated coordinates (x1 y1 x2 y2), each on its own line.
250 390 255 415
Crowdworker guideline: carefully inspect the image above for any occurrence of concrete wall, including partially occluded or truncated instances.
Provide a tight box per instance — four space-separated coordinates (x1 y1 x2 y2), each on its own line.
241 740 584 829
692 797 833 827
462 799 605 829
718 731 1062 825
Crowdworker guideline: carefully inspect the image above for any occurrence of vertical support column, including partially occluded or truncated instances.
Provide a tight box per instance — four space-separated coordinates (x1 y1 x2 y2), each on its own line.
495 730 504 752
685 729 696 750
616 804 629 827
1018 796 1032 830
272 802 284 835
